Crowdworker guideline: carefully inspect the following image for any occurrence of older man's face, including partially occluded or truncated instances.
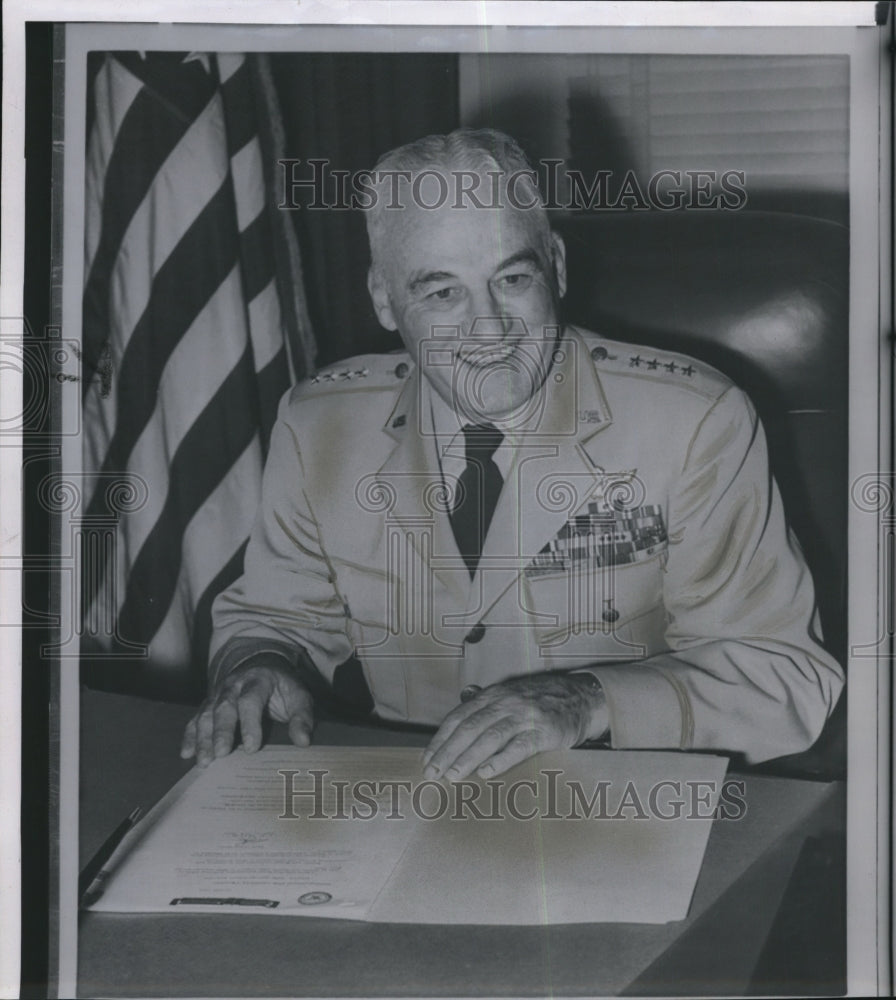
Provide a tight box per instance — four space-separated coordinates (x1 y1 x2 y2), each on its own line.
368 183 566 422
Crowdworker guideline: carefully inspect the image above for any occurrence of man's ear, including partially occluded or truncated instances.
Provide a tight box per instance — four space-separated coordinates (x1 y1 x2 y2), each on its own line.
367 267 398 332
550 232 567 300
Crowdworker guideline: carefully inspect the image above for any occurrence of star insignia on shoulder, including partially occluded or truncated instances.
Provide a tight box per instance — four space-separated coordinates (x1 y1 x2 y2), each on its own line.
310 367 370 385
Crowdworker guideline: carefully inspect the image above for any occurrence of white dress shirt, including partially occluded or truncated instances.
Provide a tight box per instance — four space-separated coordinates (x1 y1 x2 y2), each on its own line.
426 382 523 491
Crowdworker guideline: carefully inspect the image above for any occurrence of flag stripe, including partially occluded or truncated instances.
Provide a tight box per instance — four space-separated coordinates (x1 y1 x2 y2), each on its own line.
216 52 246 86
104 95 232 357
112 52 217 104
85 57 145 274
247 278 286 373
179 436 263 602
190 540 250 671
82 99 255 624
91 266 249 583
230 137 266 233
141 437 262 667
92 67 212 258
85 178 240 505
85 51 106 146
238 208 275 302
82 260 250 625
113 344 261 647
220 59 257 157
82 64 217 389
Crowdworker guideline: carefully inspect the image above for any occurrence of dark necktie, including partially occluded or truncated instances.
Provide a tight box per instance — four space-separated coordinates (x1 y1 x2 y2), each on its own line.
449 423 504 577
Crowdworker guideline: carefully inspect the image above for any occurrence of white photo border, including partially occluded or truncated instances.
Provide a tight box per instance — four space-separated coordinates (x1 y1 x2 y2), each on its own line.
1 3 890 998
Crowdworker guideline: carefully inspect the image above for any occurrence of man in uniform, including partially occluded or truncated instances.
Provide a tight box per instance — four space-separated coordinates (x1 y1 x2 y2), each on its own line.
181 128 843 781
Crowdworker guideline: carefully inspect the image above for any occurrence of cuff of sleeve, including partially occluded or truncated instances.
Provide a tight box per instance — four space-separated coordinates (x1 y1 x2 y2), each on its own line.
581 659 694 750
209 636 301 688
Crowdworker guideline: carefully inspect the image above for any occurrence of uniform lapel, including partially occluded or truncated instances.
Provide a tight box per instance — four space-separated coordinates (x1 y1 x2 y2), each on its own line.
373 333 618 622
376 369 469 606
473 330 615 620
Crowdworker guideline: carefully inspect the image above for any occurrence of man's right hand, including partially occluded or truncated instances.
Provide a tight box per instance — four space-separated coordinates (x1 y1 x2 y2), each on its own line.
180 661 315 767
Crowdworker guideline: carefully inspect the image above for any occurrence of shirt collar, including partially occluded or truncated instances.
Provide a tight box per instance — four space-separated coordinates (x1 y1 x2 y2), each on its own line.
424 375 541 483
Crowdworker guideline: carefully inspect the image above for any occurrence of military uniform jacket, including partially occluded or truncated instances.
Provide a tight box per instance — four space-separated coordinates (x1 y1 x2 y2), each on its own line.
210 327 844 764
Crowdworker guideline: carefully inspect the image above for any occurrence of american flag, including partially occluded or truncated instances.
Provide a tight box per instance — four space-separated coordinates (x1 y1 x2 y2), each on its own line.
80 51 314 696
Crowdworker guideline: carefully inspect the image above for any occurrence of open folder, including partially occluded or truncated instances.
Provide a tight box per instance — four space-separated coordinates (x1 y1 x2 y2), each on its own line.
86 746 728 924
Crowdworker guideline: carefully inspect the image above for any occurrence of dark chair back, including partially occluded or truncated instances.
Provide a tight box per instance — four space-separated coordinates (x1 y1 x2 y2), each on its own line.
556 210 848 776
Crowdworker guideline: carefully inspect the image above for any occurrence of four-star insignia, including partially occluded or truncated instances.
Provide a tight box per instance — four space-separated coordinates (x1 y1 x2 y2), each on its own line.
310 367 370 385
626 355 696 378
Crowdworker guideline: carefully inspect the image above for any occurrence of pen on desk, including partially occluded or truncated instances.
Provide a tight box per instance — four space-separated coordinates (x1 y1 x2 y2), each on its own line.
78 806 142 905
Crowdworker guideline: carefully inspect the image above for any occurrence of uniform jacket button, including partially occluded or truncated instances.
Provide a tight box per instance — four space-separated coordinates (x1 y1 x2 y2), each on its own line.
464 622 487 644
602 607 620 623
394 362 409 378
591 345 608 361
460 684 482 703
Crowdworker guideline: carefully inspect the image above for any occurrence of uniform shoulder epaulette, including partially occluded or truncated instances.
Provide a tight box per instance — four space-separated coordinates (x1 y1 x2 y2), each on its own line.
577 330 731 397
290 351 414 401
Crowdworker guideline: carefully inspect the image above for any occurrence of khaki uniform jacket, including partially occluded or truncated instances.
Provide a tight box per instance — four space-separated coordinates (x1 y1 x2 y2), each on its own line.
210 327 844 763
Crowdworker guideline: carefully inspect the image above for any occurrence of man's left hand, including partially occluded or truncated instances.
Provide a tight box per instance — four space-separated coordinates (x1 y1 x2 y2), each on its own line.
422 672 609 781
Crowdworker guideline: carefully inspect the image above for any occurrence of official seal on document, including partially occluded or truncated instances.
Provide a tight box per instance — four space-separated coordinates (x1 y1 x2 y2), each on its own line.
298 891 332 905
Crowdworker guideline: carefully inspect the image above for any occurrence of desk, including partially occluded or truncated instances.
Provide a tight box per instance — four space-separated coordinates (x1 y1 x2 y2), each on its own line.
78 689 845 997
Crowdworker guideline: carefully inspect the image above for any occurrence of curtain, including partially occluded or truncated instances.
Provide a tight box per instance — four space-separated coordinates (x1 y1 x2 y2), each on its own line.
271 53 459 365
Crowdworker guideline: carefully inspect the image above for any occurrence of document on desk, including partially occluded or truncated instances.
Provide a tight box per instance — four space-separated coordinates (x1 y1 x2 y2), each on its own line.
88 746 728 924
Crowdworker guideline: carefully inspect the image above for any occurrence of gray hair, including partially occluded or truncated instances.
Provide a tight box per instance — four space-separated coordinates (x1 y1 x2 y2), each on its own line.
364 127 549 271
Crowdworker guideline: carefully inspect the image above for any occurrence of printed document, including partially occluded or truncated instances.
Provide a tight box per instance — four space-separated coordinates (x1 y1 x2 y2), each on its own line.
88 746 728 924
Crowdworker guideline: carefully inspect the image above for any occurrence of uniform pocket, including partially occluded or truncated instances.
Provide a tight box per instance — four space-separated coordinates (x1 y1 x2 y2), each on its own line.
525 554 667 662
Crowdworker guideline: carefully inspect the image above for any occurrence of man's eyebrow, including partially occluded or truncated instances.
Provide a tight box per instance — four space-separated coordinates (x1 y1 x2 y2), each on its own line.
406 249 544 293
494 248 543 273
407 270 456 293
